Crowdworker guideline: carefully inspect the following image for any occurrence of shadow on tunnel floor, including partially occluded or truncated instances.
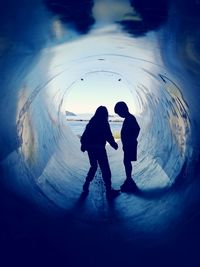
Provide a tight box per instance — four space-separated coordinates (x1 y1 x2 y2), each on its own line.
1 178 200 267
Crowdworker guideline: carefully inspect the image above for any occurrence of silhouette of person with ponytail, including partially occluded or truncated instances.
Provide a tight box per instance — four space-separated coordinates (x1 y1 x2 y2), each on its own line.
80 106 120 199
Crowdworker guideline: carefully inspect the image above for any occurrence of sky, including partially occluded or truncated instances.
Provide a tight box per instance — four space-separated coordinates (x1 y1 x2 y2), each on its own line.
63 71 139 115
48 16 158 118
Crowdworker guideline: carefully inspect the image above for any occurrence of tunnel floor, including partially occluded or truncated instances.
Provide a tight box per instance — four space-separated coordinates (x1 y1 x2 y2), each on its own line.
1 179 200 267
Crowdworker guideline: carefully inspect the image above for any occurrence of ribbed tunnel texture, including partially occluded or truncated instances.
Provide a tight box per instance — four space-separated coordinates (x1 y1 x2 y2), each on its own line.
1 1 200 267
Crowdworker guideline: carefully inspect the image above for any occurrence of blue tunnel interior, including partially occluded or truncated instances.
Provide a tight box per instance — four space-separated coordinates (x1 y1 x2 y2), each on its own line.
1 0 200 266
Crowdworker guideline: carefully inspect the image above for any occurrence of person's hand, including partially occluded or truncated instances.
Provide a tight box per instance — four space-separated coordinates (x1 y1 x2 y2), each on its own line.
113 142 118 150
81 145 86 152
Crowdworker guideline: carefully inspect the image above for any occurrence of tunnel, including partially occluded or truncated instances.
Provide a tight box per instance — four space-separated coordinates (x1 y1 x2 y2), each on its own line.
1 0 200 266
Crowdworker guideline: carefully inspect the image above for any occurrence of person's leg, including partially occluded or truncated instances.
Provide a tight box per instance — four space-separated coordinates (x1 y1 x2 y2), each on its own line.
120 152 138 192
83 150 98 192
123 157 132 180
97 149 112 191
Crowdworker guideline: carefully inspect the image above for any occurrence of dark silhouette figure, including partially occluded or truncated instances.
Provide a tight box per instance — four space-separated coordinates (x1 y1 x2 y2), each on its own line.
80 106 119 199
114 102 140 192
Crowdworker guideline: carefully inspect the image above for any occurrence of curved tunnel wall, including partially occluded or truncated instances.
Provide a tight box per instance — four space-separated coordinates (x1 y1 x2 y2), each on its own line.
1 0 200 239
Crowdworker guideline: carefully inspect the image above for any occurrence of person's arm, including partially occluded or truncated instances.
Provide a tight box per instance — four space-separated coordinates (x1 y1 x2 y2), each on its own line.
134 118 140 139
129 117 140 139
80 125 89 152
106 123 118 150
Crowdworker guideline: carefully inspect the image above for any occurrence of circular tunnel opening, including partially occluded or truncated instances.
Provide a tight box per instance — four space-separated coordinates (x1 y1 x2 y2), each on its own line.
2 2 200 266
2 2 200 267
1 18 192 231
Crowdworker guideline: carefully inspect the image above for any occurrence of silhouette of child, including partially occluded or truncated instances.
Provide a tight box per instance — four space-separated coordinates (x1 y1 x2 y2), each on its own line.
80 106 119 198
114 102 140 192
